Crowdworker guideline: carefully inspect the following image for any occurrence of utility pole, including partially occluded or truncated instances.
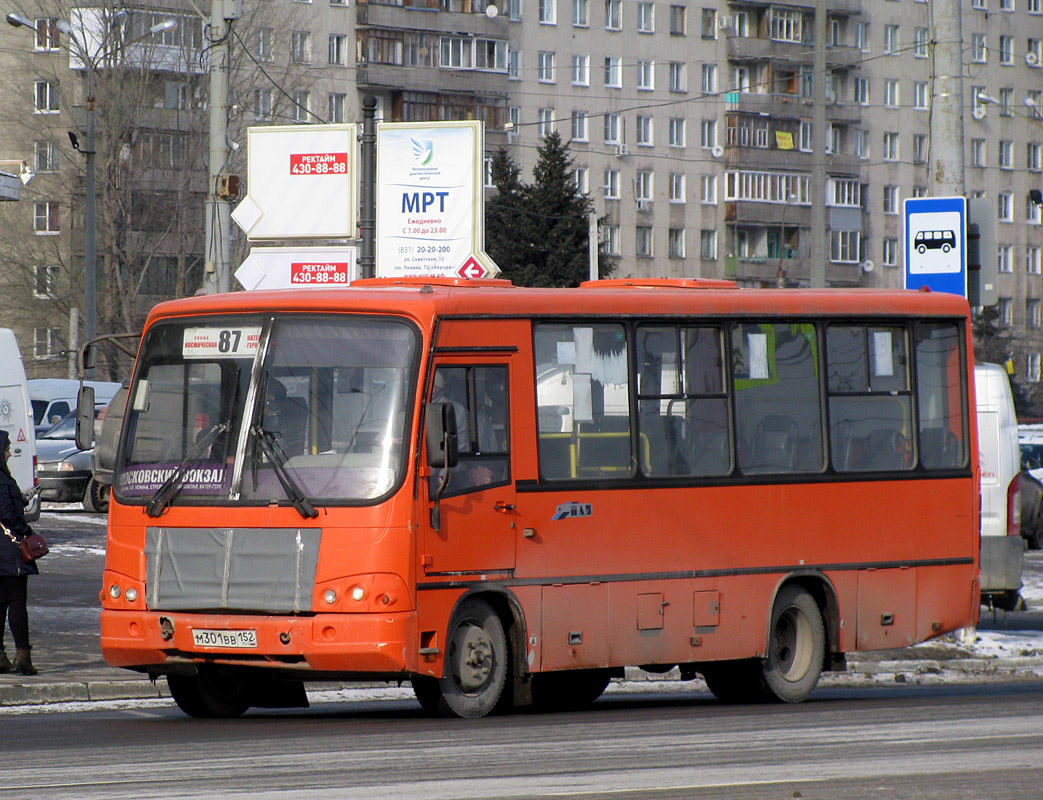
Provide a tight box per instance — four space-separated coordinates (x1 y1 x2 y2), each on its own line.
930 0 966 197
359 96 377 279
809 0 827 288
205 0 237 293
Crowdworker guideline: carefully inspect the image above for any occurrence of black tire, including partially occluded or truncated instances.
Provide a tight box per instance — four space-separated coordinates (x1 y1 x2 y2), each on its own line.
702 586 824 705
412 597 507 719
761 585 825 703
531 668 612 711
167 668 252 718
83 476 110 513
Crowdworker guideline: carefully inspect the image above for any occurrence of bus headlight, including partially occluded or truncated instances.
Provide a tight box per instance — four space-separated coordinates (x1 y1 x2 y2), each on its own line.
125 587 138 603
109 584 122 599
324 589 337 605
351 586 365 602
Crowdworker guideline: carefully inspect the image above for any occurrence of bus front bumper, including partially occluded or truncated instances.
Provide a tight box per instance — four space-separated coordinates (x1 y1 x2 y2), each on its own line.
100 609 417 677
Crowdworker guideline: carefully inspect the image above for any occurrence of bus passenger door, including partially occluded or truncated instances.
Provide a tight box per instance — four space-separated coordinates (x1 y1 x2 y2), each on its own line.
422 361 516 575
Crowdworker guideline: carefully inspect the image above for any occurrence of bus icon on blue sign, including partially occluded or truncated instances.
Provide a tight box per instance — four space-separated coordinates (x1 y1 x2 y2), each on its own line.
914 229 956 254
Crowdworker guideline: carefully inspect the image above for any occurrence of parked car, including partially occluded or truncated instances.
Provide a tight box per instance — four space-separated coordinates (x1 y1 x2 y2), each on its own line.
29 378 120 436
36 409 109 512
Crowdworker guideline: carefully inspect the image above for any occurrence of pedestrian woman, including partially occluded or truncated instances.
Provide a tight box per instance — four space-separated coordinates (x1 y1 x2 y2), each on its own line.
0 429 38 675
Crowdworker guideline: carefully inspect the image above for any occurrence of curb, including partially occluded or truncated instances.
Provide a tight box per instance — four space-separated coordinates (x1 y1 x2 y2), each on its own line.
2 658 1040 709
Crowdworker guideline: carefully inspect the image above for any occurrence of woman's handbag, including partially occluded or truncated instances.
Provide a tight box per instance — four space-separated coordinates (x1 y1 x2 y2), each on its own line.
2 521 47 563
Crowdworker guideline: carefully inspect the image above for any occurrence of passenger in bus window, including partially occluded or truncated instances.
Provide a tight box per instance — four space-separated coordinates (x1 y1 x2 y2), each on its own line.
264 379 308 457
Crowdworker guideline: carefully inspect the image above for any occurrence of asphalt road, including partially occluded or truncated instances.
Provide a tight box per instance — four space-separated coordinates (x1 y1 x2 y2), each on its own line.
0 682 1041 799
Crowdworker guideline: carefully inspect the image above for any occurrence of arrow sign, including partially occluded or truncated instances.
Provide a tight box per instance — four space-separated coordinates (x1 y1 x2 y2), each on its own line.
458 256 487 279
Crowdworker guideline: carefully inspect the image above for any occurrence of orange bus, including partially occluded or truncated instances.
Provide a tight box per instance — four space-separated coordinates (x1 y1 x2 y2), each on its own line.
91 277 980 718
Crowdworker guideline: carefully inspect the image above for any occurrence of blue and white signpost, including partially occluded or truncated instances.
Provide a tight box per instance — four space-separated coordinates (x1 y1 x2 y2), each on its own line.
903 196 967 298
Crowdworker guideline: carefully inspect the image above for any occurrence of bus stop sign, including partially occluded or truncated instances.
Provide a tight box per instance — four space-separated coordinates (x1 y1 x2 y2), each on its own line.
903 196 966 298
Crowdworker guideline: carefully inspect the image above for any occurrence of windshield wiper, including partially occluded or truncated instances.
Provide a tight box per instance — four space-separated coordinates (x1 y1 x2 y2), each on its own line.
252 424 318 519
145 422 229 518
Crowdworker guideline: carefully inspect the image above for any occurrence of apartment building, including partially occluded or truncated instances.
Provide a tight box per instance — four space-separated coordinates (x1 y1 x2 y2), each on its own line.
1 0 1041 382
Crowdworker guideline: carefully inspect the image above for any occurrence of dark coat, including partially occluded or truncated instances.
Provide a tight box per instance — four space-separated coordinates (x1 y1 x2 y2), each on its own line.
0 464 39 578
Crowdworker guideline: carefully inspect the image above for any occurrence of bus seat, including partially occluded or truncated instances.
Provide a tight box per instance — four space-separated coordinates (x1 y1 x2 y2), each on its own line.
746 414 798 471
860 428 909 471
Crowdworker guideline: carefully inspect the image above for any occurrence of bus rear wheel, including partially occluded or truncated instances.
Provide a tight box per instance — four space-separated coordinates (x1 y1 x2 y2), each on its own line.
168 667 252 718
761 585 825 703
413 597 507 719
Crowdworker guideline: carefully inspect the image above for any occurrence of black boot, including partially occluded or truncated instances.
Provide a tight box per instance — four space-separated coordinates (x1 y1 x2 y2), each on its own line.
0 648 12 673
13 648 37 676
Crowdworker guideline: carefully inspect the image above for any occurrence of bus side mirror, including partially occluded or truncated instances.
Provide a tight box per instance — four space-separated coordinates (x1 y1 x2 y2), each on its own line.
79 342 96 376
75 386 95 451
426 402 459 469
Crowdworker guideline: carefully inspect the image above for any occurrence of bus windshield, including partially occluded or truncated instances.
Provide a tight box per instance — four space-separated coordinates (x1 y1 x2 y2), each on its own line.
115 314 419 508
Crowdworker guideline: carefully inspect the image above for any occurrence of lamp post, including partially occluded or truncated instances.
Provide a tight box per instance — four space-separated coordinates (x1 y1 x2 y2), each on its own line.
6 11 176 352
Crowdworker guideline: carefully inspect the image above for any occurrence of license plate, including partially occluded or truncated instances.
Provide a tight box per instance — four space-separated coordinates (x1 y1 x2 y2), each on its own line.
191 629 258 649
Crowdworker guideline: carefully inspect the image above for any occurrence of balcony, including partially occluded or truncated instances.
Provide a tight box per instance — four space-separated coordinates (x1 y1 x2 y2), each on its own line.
356 63 509 95
726 145 809 171
356 2 507 35
726 0 862 15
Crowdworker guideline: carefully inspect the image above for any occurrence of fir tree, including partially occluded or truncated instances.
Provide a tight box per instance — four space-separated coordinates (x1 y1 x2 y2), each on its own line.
485 132 615 286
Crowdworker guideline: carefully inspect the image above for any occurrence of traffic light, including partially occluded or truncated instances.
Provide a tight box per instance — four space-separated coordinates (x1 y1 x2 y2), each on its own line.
966 196 997 307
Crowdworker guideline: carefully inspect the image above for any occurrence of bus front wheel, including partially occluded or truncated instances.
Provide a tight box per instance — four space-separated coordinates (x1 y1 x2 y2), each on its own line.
168 668 251 718
413 597 507 719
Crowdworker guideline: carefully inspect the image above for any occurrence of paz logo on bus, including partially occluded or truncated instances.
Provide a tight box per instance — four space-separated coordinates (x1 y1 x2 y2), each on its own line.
289 152 348 176
553 502 593 520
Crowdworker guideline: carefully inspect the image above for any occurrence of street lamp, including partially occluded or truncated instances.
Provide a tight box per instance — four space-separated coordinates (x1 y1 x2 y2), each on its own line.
6 11 176 354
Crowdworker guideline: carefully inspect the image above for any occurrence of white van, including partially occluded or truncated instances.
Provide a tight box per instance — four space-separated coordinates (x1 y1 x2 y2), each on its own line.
974 363 1026 609
0 330 39 521
29 377 120 435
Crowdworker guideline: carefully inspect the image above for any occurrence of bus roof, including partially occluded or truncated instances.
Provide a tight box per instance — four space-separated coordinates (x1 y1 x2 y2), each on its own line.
145 279 971 330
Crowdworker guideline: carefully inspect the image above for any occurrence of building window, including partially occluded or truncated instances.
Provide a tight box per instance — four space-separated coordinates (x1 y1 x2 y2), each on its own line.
701 174 716 204
636 226 653 257
883 238 898 267
999 87 1014 115
701 119 717 148
291 90 310 123
883 132 899 161
999 298 1013 326
912 135 928 164
34 140 57 173
914 27 929 57
33 18 60 50
856 22 869 51
971 138 986 167
637 60 654 91
603 168 620 198
33 201 59 234
854 129 868 159
883 185 899 214
34 80 60 113
603 224 620 255
604 56 622 87
973 33 987 62
573 0 588 26
669 4 685 35
538 51 555 82
604 113 620 144
999 35 1014 64
328 93 346 123
571 110 588 141
831 178 861 207
572 54 589 85
328 33 347 65
605 0 622 30
291 31 311 63
701 63 717 94
700 229 717 259
670 172 686 202
508 0 521 20
573 166 588 194
884 24 899 54
508 50 520 79
668 118 685 147
998 192 1013 222
1029 38 1043 66
999 140 1013 168
635 170 653 201
830 230 860 263
537 108 555 137
997 245 1013 273
34 265 59 299
254 88 273 121
34 328 60 360
770 7 802 42
914 82 928 110
540 0 556 24
638 1 654 32
1029 299 1042 327
669 62 686 92
855 77 869 105
1028 354 1042 383
1029 246 1043 273
884 79 899 108
256 28 274 61
668 228 686 258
